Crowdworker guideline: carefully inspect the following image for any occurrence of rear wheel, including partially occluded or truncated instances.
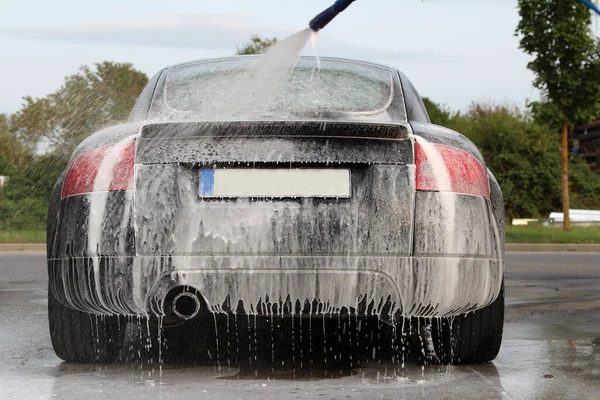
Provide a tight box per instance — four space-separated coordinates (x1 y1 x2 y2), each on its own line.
434 284 504 364
48 291 126 363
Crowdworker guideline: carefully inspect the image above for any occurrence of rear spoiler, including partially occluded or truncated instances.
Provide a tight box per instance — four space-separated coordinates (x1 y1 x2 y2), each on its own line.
140 120 410 140
136 121 414 165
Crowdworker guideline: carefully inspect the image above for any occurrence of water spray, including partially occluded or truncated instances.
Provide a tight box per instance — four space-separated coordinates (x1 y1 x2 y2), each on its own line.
309 0 357 32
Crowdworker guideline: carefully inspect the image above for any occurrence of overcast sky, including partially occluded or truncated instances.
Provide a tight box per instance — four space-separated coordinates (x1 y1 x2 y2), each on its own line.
0 0 554 115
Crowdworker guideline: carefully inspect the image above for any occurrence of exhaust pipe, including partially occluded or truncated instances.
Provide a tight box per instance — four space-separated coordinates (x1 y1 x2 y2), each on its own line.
172 291 201 320
164 286 204 321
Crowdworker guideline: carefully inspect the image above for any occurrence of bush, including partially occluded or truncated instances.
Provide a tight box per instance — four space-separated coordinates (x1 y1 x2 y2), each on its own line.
0 152 66 231
570 154 600 209
0 198 48 231
1 153 66 201
424 101 600 219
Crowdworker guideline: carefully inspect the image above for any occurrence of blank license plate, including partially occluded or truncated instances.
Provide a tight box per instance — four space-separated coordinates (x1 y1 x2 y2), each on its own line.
199 169 351 198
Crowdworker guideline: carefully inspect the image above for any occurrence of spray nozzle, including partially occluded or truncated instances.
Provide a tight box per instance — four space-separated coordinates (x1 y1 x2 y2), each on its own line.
309 0 357 32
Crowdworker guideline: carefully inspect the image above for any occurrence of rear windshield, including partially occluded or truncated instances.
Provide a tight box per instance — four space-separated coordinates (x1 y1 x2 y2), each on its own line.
162 58 397 120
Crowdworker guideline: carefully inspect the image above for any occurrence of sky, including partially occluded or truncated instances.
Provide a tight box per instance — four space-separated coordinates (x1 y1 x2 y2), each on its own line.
0 0 545 115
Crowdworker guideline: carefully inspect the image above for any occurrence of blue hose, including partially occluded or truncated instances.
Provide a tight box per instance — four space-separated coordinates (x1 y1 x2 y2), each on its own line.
577 0 600 16
309 0 357 32
308 1 598 32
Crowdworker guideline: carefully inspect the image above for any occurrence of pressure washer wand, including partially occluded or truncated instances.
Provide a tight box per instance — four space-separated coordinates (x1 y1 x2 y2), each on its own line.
309 0 357 32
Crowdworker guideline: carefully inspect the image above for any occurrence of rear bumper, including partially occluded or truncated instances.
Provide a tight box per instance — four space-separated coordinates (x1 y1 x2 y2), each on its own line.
49 135 504 318
49 255 502 318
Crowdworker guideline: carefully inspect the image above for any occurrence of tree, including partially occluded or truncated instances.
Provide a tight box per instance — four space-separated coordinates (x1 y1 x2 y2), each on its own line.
236 35 277 55
528 99 564 132
423 100 600 220
422 97 457 127
0 114 29 176
458 104 563 220
0 150 67 231
1 62 147 231
11 62 148 156
516 0 600 230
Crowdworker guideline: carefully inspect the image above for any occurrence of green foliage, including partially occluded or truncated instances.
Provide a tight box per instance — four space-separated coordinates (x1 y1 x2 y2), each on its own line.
11 61 148 156
1 61 147 232
423 100 600 219
0 230 46 244
569 154 600 209
422 97 455 127
457 104 564 219
1 153 67 201
506 224 600 244
236 35 277 55
0 198 48 231
528 100 563 132
516 0 600 229
0 114 29 175
516 0 600 125
0 152 67 231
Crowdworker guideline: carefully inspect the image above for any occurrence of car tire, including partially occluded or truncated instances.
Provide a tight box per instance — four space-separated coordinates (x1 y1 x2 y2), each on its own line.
48 290 126 363
433 283 504 364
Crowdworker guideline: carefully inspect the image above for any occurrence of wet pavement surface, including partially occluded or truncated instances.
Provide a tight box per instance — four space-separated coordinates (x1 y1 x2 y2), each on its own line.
1 252 599 399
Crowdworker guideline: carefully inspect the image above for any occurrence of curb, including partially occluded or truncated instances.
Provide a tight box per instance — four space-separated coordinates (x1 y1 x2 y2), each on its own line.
505 243 600 252
1 244 599 252
0 243 46 252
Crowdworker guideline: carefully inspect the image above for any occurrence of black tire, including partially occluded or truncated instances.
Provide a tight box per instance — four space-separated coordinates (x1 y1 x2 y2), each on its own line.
434 284 504 364
48 290 126 363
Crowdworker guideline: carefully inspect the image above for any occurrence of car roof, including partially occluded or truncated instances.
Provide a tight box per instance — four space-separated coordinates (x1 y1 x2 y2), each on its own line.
162 55 397 73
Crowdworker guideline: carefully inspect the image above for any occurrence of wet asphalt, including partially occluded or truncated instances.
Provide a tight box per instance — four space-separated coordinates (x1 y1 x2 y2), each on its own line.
0 252 598 399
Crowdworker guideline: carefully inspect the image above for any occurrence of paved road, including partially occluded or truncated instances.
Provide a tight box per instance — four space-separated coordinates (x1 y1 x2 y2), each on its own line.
1 252 599 399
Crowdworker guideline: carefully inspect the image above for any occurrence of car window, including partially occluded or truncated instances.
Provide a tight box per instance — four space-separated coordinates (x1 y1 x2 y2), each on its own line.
128 71 162 122
161 58 398 120
399 71 430 123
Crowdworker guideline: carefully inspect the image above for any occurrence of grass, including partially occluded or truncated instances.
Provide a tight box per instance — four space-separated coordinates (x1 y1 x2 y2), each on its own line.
506 224 600 244
1 225 600 245
0 230 46 244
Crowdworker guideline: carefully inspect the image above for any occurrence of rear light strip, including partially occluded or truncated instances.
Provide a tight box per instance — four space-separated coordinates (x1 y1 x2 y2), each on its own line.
62 139 136 198
415 142 490 199
61 138 488 198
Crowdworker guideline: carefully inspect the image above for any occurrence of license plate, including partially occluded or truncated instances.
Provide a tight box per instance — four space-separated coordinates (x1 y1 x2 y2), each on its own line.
199 169 351 198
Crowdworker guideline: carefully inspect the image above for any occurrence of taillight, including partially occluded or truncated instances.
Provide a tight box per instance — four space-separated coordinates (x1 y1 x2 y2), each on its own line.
62 140 136 198
415 142 490 198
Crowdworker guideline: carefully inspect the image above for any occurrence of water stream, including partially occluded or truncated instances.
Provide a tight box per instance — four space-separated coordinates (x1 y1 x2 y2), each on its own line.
226 28 314 116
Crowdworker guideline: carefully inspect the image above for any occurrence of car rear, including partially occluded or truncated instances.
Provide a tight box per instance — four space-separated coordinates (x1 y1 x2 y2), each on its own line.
48 57 503 322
